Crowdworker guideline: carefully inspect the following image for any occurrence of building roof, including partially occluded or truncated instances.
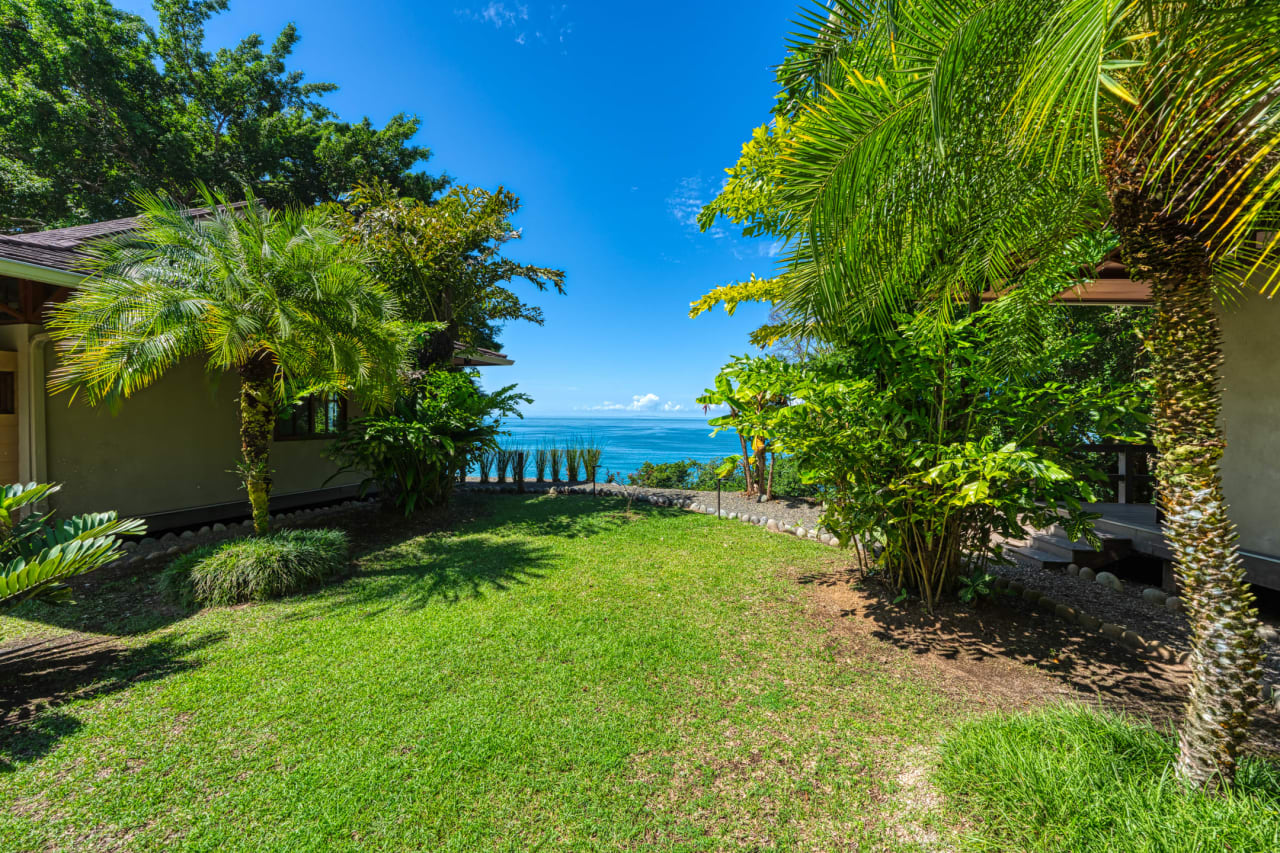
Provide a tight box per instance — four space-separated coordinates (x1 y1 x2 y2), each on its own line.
451 342 514 367
981 250 1152 307
0 211 517 366
0 205 246 275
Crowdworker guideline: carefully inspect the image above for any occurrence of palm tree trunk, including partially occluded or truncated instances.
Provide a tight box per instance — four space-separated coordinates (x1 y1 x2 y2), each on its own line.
1109 162 1263 790
238 353 276 536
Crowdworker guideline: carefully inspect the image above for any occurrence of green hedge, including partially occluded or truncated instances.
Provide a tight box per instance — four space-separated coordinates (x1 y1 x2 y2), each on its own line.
162 528 350 607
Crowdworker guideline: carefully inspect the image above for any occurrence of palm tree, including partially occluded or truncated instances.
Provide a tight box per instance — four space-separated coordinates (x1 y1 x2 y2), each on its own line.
739 0 1278 789
997 0 1279 790
47 187 408 535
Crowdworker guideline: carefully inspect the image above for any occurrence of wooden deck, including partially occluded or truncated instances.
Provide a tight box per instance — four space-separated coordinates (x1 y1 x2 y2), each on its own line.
1083 502 1280 591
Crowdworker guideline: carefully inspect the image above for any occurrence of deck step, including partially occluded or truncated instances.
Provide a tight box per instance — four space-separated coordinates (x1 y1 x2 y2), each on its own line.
1003 545 1073 571
1026 533 1132 567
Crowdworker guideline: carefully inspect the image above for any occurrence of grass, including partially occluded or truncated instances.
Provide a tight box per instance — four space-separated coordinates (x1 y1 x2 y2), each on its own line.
0 495 951 852
161 528 350 607
936 704 1280 852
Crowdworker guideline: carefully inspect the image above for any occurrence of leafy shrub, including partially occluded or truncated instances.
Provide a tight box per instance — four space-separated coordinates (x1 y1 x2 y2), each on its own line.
628 460 697 488
937 705 1280 852
626 455 823 498
329 369 528 513
162 528 350 607
705 313 1148 610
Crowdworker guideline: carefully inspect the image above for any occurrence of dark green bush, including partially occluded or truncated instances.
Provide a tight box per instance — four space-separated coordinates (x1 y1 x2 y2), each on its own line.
627 455 824 498
162 528 350 607
937 705 1280 852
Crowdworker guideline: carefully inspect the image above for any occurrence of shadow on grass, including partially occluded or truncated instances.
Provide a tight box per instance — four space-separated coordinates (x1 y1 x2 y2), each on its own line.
296 494 681 618
0 630 226 771
2 561 199 639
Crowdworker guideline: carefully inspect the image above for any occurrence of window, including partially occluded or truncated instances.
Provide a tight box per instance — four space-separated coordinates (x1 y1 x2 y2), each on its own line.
274 394 346 441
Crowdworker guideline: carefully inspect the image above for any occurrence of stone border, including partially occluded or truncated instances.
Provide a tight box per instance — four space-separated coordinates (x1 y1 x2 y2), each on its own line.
110 498 380 572
993 574 1280 711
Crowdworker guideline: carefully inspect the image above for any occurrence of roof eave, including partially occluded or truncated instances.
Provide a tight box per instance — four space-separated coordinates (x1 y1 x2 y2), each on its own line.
0 257 82 287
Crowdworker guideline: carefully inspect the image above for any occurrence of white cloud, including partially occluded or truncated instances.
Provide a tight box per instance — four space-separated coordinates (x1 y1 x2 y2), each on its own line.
584 393 685 413
628 393 660 411
458 3 572 48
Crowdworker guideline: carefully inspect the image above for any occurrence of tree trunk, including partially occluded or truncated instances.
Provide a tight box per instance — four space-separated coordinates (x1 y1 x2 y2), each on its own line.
1109 161 1263 790
238 352 277 536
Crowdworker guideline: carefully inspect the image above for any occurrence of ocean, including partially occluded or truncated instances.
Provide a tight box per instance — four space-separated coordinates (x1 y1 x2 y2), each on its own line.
483 416 742 480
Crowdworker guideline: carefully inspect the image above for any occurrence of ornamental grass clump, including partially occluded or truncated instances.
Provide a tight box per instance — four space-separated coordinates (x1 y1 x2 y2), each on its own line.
583 445 602 483
535 448 549 482
549 447 563 483
510 448 528 492
161 528 349 607
495 448 511 483
565 445 582 482
477 450 495 483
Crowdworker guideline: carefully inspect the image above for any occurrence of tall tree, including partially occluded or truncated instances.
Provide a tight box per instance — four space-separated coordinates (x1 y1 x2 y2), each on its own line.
0 0 445 231
45 187 408 534
334 180 565 369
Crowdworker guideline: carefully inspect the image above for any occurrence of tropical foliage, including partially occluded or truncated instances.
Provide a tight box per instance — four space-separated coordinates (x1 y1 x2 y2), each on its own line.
699 0 1279 789
46 187 409 535
780 315 1146 610
0 0 443 231
333 180 566 369
0 482 144 608
697 355 794 500
328 369 528 514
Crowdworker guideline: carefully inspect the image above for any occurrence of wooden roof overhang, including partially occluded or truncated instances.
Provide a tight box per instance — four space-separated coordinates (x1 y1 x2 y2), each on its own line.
981 252 1153 307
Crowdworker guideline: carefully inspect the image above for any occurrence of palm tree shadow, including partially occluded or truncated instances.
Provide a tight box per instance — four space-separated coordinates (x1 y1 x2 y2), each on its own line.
0 630 226 771
301 494 671 618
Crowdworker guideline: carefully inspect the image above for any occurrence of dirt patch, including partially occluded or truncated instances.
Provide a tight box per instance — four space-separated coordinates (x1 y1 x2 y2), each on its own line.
798 565 1280 754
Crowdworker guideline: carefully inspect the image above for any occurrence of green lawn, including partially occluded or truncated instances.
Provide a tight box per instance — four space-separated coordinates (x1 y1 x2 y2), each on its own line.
0 495 951 852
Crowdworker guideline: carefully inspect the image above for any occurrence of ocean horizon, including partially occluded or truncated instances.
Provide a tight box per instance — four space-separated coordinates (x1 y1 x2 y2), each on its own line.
483 415 742 480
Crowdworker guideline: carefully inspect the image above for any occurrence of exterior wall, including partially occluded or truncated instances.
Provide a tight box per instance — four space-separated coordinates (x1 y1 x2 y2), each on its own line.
1218 289 1280 564
37 342 363 523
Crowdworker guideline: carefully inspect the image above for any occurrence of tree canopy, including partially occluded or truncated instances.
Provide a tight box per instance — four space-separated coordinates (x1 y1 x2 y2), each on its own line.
0 0 445 231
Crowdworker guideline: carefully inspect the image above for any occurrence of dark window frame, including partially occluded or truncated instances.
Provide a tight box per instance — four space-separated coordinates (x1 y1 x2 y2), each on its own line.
274 393 347 441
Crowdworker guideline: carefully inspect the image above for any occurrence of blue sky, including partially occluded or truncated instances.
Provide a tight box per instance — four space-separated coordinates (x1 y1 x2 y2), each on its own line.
117 0 794 416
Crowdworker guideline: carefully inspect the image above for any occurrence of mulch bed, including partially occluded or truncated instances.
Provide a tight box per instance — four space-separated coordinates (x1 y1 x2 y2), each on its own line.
798 563 1280 756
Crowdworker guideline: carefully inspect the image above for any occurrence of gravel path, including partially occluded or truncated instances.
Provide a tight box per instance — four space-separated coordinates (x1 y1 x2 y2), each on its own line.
460 479 828 531
1000 544 1280 687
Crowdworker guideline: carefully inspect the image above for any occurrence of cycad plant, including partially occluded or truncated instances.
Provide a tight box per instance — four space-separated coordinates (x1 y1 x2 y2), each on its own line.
0 483 145 608
46 187 407 535
549 447 563 483
535 447 549 482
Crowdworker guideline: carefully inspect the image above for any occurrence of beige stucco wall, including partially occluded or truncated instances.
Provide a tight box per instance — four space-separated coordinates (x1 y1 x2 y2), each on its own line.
38 344 362 520
1219 289 1280 559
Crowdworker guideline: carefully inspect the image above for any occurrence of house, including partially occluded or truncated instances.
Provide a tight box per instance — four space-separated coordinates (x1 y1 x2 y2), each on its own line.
0 214 512 531
985 259 1280 592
